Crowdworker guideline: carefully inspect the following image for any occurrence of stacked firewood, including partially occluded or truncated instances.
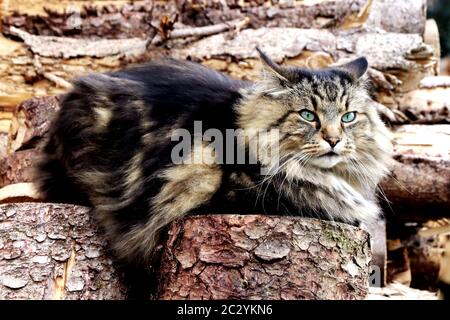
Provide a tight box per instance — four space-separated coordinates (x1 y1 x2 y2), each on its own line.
0 0 448 300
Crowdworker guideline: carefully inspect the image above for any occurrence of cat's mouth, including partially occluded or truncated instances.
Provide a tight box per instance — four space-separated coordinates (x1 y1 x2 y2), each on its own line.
319 151 338 157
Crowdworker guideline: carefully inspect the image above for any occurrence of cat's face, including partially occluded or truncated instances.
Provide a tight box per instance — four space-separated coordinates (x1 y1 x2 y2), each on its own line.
277 71 372 170
238 50 391 179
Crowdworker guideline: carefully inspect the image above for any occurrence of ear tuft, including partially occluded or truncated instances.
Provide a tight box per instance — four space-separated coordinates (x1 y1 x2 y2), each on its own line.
339 57 368 79
256 47 290 82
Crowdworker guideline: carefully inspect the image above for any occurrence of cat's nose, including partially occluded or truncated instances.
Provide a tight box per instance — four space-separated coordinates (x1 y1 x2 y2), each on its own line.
324 137 340 148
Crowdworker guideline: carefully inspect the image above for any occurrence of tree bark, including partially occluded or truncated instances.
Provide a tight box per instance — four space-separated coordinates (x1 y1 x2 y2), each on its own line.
171 28 436 96
0 202 127 299
7 96 59 153
2 1 158 40
0 25 435 114
0 149 38 188
157 215 371 300
176 0 426 34
381 125 450 213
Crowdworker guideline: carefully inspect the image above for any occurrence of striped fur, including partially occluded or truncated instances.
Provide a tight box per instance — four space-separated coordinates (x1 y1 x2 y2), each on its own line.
35 52 393 265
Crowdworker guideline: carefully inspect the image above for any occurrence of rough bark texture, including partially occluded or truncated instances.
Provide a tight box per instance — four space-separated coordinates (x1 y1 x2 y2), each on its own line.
177 0 369 29
176 0 426 34
7 96 59 153
0 202 127 299
157 215 371 300
381 125 450 212
364 0 426 35
171 28 436 94
1 0 427 35
0 149 38 188
2 1 157 39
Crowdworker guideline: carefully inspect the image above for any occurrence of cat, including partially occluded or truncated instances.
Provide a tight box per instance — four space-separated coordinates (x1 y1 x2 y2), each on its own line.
35 48 393 265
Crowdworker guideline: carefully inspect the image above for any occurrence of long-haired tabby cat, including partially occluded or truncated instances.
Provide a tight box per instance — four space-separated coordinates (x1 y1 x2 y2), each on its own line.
35 48 393 265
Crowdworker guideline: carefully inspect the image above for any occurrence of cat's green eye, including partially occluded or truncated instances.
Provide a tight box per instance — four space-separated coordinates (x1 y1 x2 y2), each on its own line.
300 110 316 122
341 111 357 123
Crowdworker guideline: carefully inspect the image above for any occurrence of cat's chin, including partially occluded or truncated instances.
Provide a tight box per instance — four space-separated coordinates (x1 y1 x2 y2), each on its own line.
309 154 343 169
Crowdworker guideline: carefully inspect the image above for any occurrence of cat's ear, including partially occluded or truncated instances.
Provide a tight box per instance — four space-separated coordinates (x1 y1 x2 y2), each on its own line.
339 57 368 79
256 47 291 83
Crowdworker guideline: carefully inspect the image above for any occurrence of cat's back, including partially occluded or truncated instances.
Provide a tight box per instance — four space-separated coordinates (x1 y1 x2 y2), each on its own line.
36 58 246 205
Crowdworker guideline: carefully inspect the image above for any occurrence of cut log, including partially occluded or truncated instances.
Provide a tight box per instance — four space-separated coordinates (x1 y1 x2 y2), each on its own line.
0 0 155 16
171 28 436 94
2 1 158 40
381 125 450 214
0 133 7 159
1 25 435 112
386 240 411 286
0 182 42 204
177 0 426 34
0 149 39 188
394 85 450 124
368 282 437 300
407 220 450 291
0 202 127 299
424 20 441 75
157 215 371 300
7 96 59 153
364 0 426 35
385 219 450 293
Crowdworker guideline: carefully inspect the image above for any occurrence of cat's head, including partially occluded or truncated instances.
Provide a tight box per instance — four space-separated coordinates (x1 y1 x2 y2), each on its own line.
237 48 393 185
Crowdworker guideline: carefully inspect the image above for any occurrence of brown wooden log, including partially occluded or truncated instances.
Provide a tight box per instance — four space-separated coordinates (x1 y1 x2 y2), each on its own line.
2 1 157 40
0 182 42 204
0 26 435 113
368 282 437 300
0 202 127 299
0 149 38 188
176 0 426 34
381 125 450 213
407 220 450 291
171 28 436 95
7 96 59 153
394 85 450 124
157 215 371 300
0 133 7 159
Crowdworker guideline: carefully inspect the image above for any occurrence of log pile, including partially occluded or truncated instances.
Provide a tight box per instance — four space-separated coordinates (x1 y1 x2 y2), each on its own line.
0 202 127 299
158 215 371 300
0 0 449 300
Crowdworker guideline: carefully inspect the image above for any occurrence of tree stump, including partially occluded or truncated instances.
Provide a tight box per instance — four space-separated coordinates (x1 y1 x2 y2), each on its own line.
0 203 127 299
157 215 371 300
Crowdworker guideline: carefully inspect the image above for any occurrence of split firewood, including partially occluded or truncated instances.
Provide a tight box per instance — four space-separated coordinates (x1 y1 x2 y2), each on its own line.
386 239 411 286
0 133 8 159
0 182 42 204
0 202 127 299
368 282 437 300
394 85 450 124
1 1 159 39
419 76 450 89
1 0 426 36
8 27 150 59
158 215 371 300
381 125 450 213
407 220 450 291
7 96 59 153
424 20 441 74
177 0 427 34
172 28 436 95
0 149 39 188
